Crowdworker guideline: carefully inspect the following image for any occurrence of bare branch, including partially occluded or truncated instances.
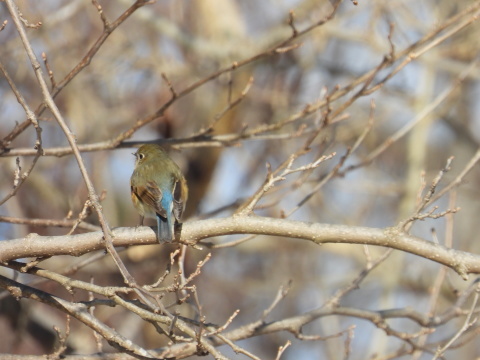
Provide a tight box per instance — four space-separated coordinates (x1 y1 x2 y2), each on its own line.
2 217 480 278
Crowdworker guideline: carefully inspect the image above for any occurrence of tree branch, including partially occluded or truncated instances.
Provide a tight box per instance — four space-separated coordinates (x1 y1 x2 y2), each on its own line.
1 216 479 278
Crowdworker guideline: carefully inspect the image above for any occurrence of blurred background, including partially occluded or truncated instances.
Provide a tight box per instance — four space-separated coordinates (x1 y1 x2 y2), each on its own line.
1 0 480 358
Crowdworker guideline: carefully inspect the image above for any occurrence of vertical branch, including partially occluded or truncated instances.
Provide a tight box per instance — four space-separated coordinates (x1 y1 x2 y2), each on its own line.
3 0 149 301
0 61 43 205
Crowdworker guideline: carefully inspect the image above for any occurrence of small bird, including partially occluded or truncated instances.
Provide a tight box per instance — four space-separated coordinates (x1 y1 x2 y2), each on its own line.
130 144 188 243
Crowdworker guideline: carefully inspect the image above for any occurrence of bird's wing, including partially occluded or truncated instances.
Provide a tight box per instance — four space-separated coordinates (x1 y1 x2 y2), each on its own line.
132 181 168 218
172 178 187 221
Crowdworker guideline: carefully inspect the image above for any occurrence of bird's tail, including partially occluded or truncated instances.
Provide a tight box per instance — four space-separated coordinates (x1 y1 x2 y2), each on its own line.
156 212 174 243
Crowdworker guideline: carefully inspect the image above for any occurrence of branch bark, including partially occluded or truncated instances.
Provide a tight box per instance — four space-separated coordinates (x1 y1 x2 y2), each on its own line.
1 216 478 278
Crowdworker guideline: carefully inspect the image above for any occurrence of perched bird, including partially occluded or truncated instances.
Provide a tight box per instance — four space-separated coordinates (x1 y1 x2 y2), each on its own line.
130 144 188 243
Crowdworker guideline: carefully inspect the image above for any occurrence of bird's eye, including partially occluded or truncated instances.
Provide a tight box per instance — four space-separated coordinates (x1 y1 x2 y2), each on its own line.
138 153 145 160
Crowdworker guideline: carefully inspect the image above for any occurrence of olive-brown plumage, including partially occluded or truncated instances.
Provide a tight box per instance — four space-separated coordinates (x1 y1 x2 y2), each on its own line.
130 144 188 242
